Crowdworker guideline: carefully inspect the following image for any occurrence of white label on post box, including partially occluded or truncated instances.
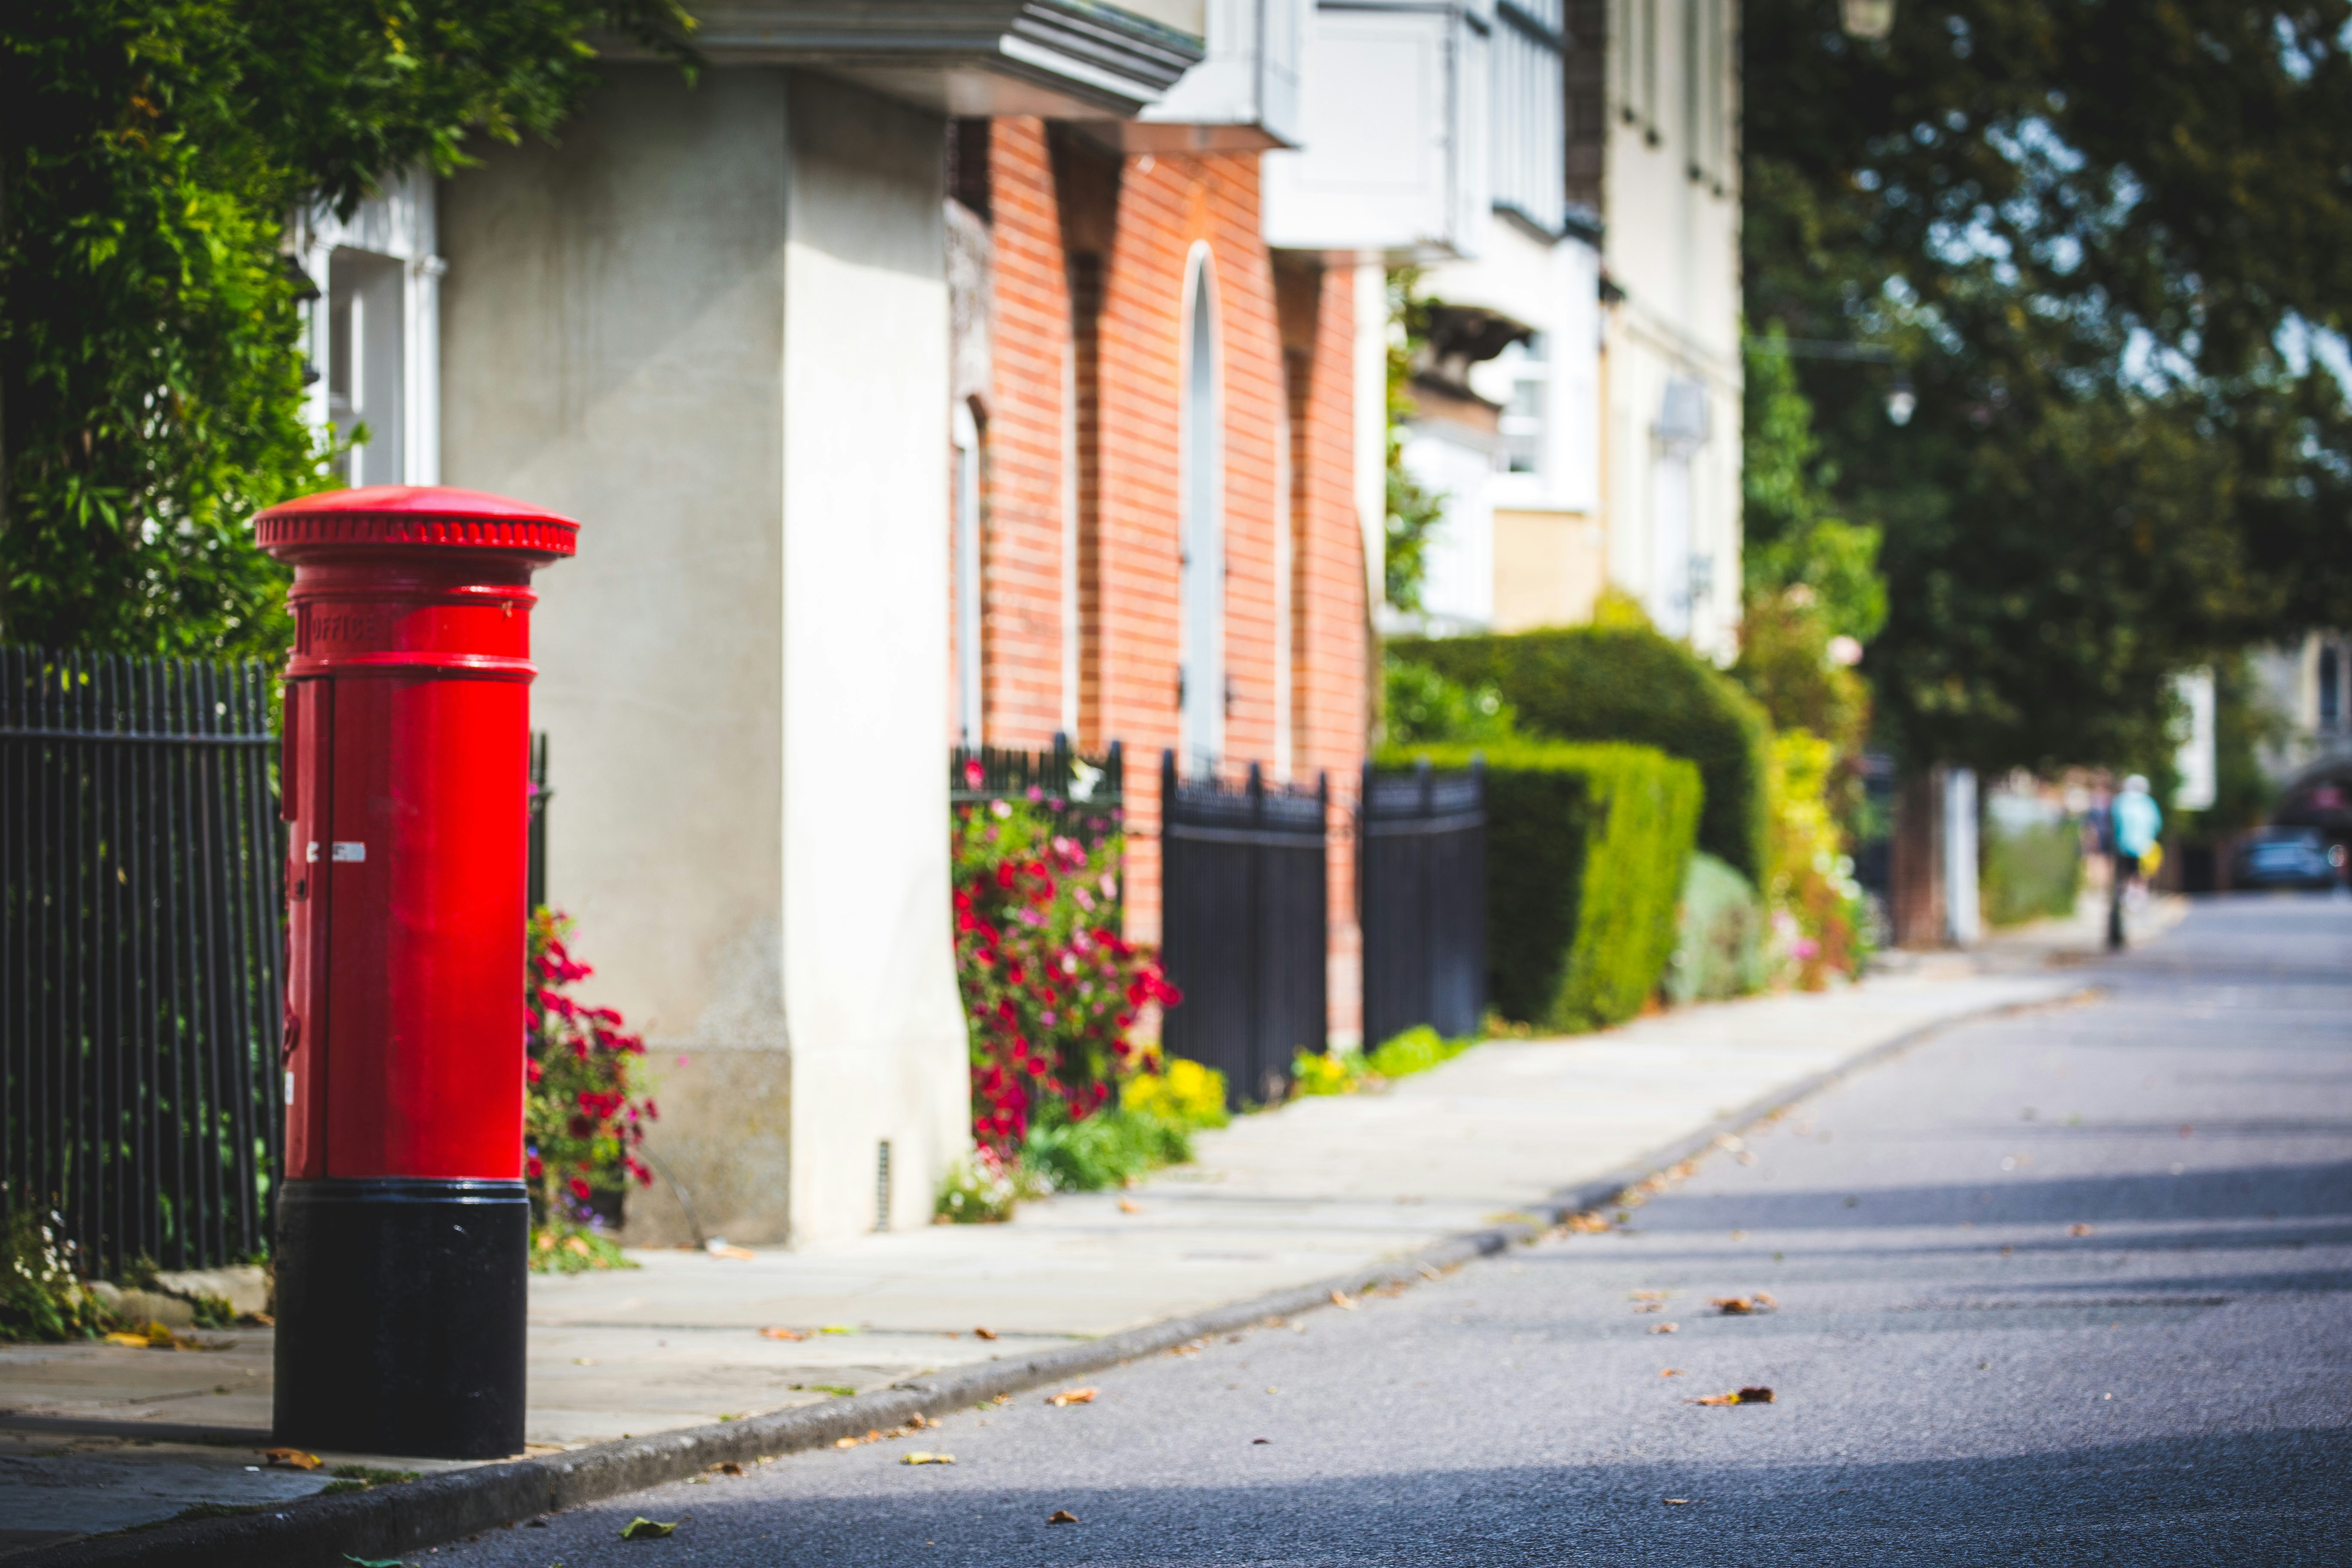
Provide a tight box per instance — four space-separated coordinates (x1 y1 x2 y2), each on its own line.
331 842 367 862
285 1070 295 1106
306 841 319 863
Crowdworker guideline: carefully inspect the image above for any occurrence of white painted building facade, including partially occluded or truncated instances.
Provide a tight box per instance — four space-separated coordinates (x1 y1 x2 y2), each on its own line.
291 6 1208 1249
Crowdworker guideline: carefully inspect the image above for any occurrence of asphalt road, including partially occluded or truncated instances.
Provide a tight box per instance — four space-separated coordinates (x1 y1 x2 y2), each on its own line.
429 894 2352 1566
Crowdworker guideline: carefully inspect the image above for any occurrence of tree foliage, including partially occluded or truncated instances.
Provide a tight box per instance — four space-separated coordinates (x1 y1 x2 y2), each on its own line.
0 0 692 661
1745 0 2352 775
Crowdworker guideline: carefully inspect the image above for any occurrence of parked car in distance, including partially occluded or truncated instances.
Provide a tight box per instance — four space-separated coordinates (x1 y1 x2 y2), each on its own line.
2230 827 2340 891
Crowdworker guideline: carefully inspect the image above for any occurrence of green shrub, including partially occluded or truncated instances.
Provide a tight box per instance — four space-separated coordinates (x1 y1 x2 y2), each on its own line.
1366 1025 1474 1078
1120 1059 1231 1129
1383 741 1702 1032
1292 1045 1372 1096
1023 1108 1192 1193
1666 852 1767 1005
1393 627 1770 885
1982 818 2084 927
1 1201 110 1342
934 1148 1051 1224
1383 654 1516 745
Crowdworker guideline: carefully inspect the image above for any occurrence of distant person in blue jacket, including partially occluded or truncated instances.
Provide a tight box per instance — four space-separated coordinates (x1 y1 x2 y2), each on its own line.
2107 774 2162 949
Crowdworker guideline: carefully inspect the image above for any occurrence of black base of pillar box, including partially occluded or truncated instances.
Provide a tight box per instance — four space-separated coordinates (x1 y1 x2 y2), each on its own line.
274 1178 529 1459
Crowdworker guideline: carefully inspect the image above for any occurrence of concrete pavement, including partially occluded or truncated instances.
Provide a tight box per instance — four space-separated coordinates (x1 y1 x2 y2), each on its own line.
0 902 2140 1554
403 890 2352 1566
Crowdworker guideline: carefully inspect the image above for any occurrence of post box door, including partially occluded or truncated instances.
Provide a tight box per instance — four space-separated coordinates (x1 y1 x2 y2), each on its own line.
282 678 335 1179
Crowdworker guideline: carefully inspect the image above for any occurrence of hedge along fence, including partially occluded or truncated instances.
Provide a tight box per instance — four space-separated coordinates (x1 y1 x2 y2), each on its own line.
1382 741 1700 1033
1392 628 1770 888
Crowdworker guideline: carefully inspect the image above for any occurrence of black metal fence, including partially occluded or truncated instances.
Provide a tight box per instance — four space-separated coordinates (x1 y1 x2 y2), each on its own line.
1 648 284 1274
1160 751 1328 1108
1360 760 1487 1047
951 736 1125 845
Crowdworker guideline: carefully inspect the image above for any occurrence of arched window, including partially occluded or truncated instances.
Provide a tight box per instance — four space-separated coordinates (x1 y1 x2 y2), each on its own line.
1178 248 1223 770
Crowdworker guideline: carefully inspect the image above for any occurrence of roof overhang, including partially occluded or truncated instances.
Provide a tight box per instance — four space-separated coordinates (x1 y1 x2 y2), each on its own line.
667 2 1205 117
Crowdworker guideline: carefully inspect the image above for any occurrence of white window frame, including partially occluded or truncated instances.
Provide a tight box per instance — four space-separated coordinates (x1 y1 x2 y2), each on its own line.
293 168 442 487
1177 243 1225 773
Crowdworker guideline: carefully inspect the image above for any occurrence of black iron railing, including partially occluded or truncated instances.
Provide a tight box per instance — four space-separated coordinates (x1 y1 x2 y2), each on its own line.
528 730 551 913
1360 759 1487 1046
1 647 284 1274
951 737 1125 845
1160 751 1328 1108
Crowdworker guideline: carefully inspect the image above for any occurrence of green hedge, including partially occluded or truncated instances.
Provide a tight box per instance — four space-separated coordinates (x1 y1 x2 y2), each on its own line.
1393 627 1771 885
1383 741 1701 1032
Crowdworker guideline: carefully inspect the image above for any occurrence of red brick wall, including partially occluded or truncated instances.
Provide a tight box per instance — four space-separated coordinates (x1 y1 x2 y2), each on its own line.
978 122 1366 1040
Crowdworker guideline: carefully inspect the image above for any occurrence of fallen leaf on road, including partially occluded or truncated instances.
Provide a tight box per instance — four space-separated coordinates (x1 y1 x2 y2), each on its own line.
1047 1387 1098 1406
619 1516 677 1539
1048 1510 1079 1524
104 1332 153 1348
1633 1302 1664 1314
711 1462 743 1476
263 1447 322 1470
1564 1213 1611 1234
1118 1199 1142 1214
1711 1295 1776 1315
2069 1223 2094 1237
974 1326 998 1340
1252 1437 1271 1444
760 1326 807 1341
901 1452 955 1465
1330 1289 1357 1310
344 1556 405 1566
1648 1323 1679 1335
1662 1498 1693 1506
1659 1369 1683 1377
1692 1387 1775 1406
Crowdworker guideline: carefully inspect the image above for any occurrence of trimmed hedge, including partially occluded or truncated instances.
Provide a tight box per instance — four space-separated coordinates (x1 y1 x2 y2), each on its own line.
1393 627 1771 886
1383 741 1701 1032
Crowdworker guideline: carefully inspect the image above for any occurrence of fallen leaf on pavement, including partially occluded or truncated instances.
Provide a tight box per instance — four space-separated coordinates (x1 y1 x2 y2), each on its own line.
104 1332 153 1348
1692 1387 1775 1406
705 1243 755 1260
1633 1302 1664 1314
343 1556 404 1567
1048 1510 1079 1524
1564 1213 1611 1234
760 1326 807 1341
711 1462 743 1476
1118 1199 1142 1214
1711 1294 1776 1315
1252 1438 1271 1444
1047 1387 1098 1406
1659 1368 1683 1377
901 1452 955 1465
1648 1322 1679 1334
820 1325 857 1335
619 1516 678 1539
263 1447 322 1470
1330 1289 1357 1310
2069 1223 2094 1237
974 1327 998 1341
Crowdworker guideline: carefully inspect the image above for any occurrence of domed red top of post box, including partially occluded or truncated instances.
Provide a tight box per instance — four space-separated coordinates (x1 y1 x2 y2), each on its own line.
254 484 579 563
254 487 578 683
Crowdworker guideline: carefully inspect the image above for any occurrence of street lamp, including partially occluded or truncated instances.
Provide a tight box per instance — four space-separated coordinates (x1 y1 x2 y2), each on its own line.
1842 0 1895 40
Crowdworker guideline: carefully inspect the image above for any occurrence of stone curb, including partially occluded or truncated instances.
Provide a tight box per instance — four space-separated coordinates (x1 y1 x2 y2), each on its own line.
19 980 2096 1568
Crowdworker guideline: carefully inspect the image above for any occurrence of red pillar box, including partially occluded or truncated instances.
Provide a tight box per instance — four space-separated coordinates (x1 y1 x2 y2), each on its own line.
256 485 576 1459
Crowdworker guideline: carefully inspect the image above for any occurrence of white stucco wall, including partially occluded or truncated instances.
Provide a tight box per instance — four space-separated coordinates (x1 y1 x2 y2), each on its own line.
439 65 967 1248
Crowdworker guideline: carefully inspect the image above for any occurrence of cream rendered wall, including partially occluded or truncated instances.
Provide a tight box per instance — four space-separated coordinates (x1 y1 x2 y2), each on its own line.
1600 0 1742 659
438 66 967 1250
